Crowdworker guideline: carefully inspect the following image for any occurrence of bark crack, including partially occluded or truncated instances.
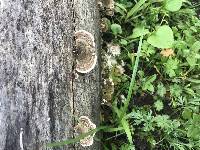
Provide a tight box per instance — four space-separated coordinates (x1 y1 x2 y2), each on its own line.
71 0 76 148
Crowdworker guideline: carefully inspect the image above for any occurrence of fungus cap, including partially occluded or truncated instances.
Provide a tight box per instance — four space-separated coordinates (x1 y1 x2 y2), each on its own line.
74 116 96 147
74 30 97 73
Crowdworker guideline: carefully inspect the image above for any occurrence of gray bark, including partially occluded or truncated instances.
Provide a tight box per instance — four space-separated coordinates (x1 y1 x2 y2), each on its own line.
0 0 100 150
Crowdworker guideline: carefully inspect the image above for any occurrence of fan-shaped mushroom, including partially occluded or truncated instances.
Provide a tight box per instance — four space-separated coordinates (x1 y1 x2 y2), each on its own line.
74 30 97 73
74 116 96 147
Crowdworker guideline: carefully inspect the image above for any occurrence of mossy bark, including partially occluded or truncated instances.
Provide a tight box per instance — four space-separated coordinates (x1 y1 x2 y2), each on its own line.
0 0 100 150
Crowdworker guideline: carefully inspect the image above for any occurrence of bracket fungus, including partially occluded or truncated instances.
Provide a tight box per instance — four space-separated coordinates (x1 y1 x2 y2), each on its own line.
98 0 114 16
74 30 97 73
100 18 111 32
74 116 96 147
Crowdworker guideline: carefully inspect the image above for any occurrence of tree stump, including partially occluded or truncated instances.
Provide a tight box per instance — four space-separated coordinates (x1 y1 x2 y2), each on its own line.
0 0 101 149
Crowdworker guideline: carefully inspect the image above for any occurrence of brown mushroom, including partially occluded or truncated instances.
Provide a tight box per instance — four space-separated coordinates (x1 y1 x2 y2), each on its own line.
74 116 96 147
74 30 97 73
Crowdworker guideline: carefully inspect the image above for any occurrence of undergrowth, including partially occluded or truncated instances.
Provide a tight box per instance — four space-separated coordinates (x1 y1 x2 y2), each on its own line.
101 0 200 150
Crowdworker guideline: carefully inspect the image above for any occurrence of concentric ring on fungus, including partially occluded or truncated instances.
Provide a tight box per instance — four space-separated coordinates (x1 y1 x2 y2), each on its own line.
74 116 96 147
74 30 97 73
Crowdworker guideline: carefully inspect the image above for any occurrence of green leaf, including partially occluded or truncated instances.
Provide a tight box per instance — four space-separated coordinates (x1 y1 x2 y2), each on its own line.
120 144 135 150
122 36 144 118
186 41 200 67
186 54 197 67
184 87 195 96
120 39 128 46
187 114 200 140
164 58 179 77
191 41 200 52
115 2 127 13
47 126 107 147
141 41 155 59
157 83 166 97
154 100 164 111
142 75 157 93
121 118 133 144
126 0 147 19
147 25 174 48
115 3 127 16
111 24 122 35
129 26 149 39
111 144 117 150
182 108 192 120
187 78 200 84
153 115 171 129
170 84 182 97
164 0 183 12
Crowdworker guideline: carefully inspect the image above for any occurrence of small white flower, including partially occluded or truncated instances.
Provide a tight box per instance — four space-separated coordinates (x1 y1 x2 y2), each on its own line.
121 60 125 66
120 95 126 103
107 43 121 56
116 65 125 74
109 78 114 86
105 54 117 69
102 99 108 104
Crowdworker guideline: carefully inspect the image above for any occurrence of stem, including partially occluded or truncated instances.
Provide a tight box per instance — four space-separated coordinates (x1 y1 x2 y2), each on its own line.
121 35 144 118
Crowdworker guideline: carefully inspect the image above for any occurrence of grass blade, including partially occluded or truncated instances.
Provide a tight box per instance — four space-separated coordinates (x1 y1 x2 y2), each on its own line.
47 126 107 147
122 35 144 117
126 0 147 20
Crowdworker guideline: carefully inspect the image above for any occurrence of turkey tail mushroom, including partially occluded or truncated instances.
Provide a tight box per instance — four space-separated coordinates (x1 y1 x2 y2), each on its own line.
74 30 97 73
74 116 96 147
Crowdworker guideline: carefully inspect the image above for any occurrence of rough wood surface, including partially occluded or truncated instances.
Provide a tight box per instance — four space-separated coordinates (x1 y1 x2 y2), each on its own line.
73 0 101 150
0 0 100 150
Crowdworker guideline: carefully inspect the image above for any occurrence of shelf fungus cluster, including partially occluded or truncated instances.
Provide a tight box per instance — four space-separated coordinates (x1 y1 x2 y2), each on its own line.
98 0 115 16
74 116 96 147
74 30 97 73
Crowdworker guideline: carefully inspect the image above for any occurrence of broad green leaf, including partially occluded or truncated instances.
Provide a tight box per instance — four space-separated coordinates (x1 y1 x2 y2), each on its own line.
111 24 122 35
147 25 174 48
128 26 149 39
164 0 183 12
